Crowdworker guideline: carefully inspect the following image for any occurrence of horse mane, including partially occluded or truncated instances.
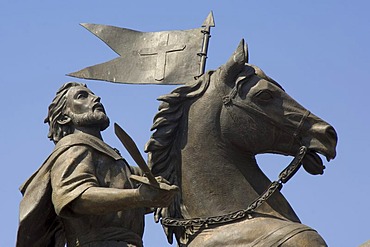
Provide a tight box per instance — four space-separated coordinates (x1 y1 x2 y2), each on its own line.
145 71 213 243
144 64 279 244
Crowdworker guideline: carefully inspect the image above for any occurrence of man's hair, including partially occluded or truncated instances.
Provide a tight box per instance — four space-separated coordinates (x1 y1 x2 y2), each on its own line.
45 82 87 143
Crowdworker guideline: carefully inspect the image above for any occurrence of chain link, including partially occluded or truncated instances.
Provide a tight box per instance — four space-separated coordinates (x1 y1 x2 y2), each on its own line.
161 146 307 228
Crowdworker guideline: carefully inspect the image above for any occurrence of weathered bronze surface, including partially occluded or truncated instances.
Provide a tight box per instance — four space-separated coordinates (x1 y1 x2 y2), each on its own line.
68 12 214 85
145 40 338 246
114 123 158 185
17 83 178 247
18 12 338 246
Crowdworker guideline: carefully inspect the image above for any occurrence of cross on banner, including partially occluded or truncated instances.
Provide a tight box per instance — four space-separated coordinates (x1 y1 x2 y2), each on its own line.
139 33 186 81
68 12 215 85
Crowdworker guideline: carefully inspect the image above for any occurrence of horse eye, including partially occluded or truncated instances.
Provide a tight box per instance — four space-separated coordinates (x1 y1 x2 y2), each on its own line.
255 90 273 101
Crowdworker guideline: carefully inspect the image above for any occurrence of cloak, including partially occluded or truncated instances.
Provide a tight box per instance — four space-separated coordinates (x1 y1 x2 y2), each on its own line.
16 132 123 247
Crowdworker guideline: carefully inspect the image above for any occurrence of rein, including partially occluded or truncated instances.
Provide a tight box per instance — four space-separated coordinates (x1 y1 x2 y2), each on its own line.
161 146 307 229
161 69 309 230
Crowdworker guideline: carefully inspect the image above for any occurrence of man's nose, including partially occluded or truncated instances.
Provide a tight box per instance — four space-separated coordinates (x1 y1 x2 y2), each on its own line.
93 95 101 102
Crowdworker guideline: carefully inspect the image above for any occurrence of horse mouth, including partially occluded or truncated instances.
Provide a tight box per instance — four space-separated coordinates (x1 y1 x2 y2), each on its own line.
301 149 335 175
299 123 337 175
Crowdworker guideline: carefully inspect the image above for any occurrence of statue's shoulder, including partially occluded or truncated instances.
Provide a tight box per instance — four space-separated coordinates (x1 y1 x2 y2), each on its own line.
54 132 92 149
56 132 123 161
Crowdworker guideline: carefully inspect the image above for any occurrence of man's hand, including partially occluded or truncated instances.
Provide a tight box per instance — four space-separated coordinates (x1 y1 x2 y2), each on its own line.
134 176 178 208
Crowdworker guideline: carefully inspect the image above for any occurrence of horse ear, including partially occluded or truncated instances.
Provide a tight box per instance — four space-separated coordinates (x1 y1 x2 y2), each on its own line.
220 39 248 86
244 41 249 63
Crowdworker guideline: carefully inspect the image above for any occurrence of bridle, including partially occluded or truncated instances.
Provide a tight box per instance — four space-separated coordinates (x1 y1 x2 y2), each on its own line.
221 66 311 154
161 68 310 235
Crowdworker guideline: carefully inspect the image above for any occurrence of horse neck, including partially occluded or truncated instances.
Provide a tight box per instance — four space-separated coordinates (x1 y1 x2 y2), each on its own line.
179 93 300 222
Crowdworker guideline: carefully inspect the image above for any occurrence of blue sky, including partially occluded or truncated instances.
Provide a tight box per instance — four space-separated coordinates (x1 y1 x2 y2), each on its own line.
1 1 369 246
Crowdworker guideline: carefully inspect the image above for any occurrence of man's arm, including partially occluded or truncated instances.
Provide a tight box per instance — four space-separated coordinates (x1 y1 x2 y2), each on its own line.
70 183 176 215
51 145 177 216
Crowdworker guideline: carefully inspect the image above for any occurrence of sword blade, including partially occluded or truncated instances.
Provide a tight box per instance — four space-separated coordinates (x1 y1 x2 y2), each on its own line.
114 122 158 186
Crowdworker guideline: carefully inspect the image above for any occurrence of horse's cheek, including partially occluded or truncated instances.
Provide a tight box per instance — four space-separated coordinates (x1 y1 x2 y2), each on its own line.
219 107 256 147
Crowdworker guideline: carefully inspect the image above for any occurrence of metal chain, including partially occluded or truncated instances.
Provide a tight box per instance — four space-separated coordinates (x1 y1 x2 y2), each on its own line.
161 146 307 228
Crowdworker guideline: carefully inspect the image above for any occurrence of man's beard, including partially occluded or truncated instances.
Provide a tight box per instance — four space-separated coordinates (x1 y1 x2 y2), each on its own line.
70 110 110 131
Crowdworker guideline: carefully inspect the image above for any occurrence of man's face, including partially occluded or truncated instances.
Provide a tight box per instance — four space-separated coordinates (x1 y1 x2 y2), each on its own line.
65 85 109 130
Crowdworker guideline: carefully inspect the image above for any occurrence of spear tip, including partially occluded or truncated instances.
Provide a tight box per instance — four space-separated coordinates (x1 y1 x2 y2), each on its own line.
202 11 215 27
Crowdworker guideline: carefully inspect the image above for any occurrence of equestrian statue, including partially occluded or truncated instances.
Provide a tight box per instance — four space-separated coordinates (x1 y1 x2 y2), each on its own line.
18 12 337 247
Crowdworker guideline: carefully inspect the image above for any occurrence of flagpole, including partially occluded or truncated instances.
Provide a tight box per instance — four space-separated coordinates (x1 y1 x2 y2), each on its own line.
197 11 215 78
68 13 214 84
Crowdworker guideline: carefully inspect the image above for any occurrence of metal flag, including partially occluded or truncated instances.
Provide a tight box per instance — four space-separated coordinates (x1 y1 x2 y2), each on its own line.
68 12 215 85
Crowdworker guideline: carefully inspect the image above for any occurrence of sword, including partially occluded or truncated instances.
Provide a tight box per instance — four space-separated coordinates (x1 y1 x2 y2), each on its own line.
114 122 159 187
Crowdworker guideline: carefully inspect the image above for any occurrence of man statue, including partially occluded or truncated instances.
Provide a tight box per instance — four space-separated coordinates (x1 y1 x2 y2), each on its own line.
17 82 178 247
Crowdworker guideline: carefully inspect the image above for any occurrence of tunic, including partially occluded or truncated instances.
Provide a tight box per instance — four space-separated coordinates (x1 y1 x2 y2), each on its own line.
17 132 145 247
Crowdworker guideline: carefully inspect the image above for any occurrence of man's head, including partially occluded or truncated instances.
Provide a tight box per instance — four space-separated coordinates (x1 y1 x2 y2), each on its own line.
45 82 110 143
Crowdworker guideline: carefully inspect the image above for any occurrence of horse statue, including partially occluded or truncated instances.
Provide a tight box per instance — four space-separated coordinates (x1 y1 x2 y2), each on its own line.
145 39 337 247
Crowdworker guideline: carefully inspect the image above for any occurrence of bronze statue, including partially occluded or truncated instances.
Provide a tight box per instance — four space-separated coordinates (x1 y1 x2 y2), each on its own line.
17 82 178 247
17 12 338 245
145 40 338 246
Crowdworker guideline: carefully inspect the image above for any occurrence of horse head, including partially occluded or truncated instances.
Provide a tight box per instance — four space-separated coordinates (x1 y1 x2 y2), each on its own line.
217 39 337 175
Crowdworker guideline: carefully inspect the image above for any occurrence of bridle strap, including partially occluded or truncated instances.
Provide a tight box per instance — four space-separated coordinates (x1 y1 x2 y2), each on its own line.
288 110 310 153
221 74 308 143
221 72 311 154
161 72 309 230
